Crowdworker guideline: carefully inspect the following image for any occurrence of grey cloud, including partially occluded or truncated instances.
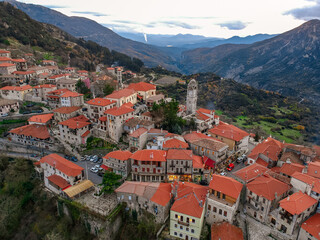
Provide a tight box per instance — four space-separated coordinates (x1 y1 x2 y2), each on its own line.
218 21 248 30
71 11 108 17
285 1 320 20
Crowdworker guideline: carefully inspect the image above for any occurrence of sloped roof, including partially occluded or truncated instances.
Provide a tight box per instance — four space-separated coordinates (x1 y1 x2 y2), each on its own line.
33 84 56 89
0 85 32 91
131 149 167 162
128 82 156 92
105 88 136 99
247 174 291 201
211 222 244 240
129 127 148 138
9 124 50 139
183 131 212 143
280 191 317 215
233 163 270 183
248 137 283 161
104 150 132 161
301 213 320 240
28 113 54 124
63 180 94 198
104 105 134 116
167 149 193 160
47 174 70 189
150 183 172 206
0 63 15 67
61 91 83 98
307 162 320 179
209 122 249 141
292 172 320 194
163 138 189 149
86 98 115 106
209 174 243 199
193 155 204 169
58 115 90 129
192 138 228 151
40 154 84 177
279 163 304 177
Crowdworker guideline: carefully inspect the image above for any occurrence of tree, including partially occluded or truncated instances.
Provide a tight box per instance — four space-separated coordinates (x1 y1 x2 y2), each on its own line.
103 84 114 96
76 80 90 95
99 171 122 194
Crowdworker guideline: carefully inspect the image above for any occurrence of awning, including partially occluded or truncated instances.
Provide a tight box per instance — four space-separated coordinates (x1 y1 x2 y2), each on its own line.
101 164 112 171
203 156 215 168
137 95 143 99
48 174 70 189
63 180 94 198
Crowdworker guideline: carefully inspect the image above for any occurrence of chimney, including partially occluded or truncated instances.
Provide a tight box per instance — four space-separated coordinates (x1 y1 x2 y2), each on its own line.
275 192 278 199
199 200 203 207
150 152 154 159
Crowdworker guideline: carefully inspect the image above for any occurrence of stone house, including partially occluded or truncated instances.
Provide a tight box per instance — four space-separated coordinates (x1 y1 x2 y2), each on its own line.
233 163 270 184
127 82 156 101
0 63 16 75
0 49 11 58
103 150 132 178
105 88 137 107
206 174 243 225
166 149 193 182
86 98 116 123
28 113 54 126
246 174 291 223
32 84 57 101
47 89 71 108
60 91 84 107
56 78 78 92
53 106 81 123
192 155 211 183
0 99 19 116
131 149 167 182
0 85 32 101
128 127 148 152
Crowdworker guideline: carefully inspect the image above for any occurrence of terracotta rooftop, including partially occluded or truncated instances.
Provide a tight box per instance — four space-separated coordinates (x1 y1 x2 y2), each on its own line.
58 115 90 129
104 105 134 116
9 124 50 139
280 151 302 165
0 63 15 67
47 174 70 189
13 70 35 75
284 143 315 157
129 127 148 138
131 149 167 162
104 150 132 161
167 149 193 160
86 98 115 106
33 84 56 89
53 106 80 114
233 163 270 183
279 163 304 177
191 138 228 151
0 85 32 91
150 183 172 206
209 174 243 199
28 113 54 124
280 191 317 215
49 74 70 79
0 50 10 53
307 162 320 179
301 213 320 240
292 172 320 194
211 222 244 240
61 91 83 98
248 137 283 162
209 122 249 141
40 154 83 177
163 138 189 149
193 155 204 169
183 131 213 143
247 174 291 201
11 59 26 63
128 82 156 92
105 88 136 99
0 56 12 61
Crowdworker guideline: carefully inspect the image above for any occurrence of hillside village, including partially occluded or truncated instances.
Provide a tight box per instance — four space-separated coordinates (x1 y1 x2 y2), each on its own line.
1 47 320 240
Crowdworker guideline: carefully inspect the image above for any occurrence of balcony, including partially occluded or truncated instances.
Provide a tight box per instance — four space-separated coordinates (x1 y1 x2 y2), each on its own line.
178 220 189 227
208 194 235 207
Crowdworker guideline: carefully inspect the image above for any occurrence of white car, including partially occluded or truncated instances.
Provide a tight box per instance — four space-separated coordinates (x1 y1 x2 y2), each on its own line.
90 167 98 173
220 172 227 176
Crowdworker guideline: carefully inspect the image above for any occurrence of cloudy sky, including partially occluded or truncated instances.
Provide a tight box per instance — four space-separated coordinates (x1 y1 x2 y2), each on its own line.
20 0 320 38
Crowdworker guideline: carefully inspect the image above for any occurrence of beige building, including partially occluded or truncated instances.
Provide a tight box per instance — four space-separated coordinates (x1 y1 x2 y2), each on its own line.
60 91 84 107
33 84 57 101
105 88 137 107
0 63 17 75
131 149 167 182
0 99 19 116
86 98 116 123
0 85 32 101
246 175 291 223
128 82 156 101
103 150 132 178
0 49 11 58
115 181 172 223
53 106 81 123
56 78 78 91
58 115 91 146
206 174 243 224
128 127 148 151
166 149 193 182
269 191 318 236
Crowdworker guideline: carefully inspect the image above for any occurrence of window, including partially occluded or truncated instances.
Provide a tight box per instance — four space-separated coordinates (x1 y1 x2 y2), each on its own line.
192 219 195 223
181 216 184 221
174 232 177 236
187 217 189 222
175 214 178 219
224 211 227 217
219 209 222 215
175 224 177 228
261 207 264 211
180 234 182 237
213 207 217 213
222 194 226 200
129 195 132 200
180 226 183 230
208 205 211 211
191 229 194 233
250 191 252 195
186 228 189 232
263 198 266 204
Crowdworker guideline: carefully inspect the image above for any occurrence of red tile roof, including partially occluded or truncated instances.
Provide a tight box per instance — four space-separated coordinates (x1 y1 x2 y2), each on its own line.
256 158 269 167
150 183 172 206
61 91 83 98
280 191 317 215
142 111 152 117
247 174 290 201
0 57 12 61
104 105 134 116
233 163 270 183
248 137 283 161
209 174 243 199
81 130 90 138
292 172 320 194
28 113 54 124
104 150 132 161
131 149 167 162
11 59 26 63
301 213 320 240
53 106 80 114
171 182 208 218
193 155 204 169
9 124 50 139
105 88 136 99
47 174 70 189
129 127 148 138
33 84 56 89
307 162 320 179
0 85 32 91
0 50 10 53
128 82 156 92
40 154 84 177
279 163 304 177
86 98 115 106
13 70 35 75
163 138 189 149
58 115 90 129
183 131 213 143
77 70 88 73
99 116 107 122
47 88 70 95
167 149 193 160
49 74 69 79
211 222 244 240
0 63 15 67
209 122 249 141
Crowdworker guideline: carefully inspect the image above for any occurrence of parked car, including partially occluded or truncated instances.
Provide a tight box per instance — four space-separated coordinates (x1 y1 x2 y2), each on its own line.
22 111 31 114
97 158 103 164
90 167 98 173
71 156 78 162
227 163 235 171
236 157 244 163
26 103 35 107
30 154 38 158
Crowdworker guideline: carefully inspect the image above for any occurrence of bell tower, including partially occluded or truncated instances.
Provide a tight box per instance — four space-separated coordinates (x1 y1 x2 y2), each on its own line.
186 79 198 115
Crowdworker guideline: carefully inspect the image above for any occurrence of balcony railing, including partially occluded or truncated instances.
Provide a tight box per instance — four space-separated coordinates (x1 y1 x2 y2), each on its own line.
178 220 189 227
